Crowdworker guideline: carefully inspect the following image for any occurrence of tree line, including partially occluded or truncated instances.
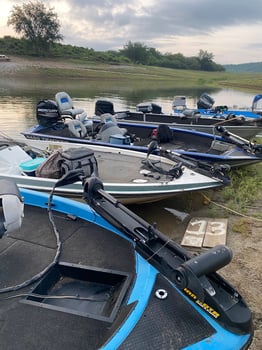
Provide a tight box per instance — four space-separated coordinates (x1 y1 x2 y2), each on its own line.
2 1 225 72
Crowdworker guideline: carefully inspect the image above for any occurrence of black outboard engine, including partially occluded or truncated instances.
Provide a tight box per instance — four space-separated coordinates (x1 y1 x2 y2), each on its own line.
197 93 215 109
0 180 24 238
36 99 61 127
136 102 162 114
95 100 115 115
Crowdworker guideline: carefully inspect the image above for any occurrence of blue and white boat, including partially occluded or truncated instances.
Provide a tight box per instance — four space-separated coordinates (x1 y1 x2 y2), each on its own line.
22 108 262 168
0 176 253 349
0 137 230 205
173 93 262 120
23 92 262 140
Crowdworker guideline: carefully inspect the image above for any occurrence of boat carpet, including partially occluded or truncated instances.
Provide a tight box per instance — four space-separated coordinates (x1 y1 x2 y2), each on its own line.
0 205 135 350
118 273 215 350
0 205 216 349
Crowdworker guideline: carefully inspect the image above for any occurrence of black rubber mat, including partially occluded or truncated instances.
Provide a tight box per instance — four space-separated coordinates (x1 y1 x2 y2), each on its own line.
119 273 215 350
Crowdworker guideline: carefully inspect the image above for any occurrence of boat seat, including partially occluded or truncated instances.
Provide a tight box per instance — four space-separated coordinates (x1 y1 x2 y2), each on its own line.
172 96 187 111
97 123 125 142
99 113 127 136
100 113 118 124
66 119 87 138
55 91 87 119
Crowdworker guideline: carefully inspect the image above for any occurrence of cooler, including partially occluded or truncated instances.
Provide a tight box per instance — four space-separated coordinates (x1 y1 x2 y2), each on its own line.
20 157 46 176
109 134 131 145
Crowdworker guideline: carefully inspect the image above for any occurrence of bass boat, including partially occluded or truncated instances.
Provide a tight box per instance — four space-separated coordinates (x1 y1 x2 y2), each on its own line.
0 136 230 204
0 175 253 349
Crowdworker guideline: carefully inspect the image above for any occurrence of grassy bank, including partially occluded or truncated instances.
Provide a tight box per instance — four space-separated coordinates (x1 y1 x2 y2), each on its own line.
204 135 262 216
5 56 262 92
212 161 262 216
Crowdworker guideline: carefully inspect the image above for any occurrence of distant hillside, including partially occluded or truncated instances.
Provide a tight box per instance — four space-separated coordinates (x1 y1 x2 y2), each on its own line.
224 62 262 72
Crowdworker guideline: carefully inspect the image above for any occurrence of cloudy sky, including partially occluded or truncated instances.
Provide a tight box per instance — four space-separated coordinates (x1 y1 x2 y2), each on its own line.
1 0 262 64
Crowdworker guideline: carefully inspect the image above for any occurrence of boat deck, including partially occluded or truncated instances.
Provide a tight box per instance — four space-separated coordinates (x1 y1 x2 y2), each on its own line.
0 203 216 349
0 205 135 349
94 150 173 183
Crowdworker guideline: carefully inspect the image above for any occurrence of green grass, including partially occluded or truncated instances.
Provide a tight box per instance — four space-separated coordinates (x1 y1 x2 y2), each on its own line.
221 163 262 212
209 138 262 217
12 56 262 91
201 137 262 218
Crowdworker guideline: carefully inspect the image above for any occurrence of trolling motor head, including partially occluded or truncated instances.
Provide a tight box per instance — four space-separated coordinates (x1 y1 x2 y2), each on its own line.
0 180 24 238
215 125 230 136
173 245 233 300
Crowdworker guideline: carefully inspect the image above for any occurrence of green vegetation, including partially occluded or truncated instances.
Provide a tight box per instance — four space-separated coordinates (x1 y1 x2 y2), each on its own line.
6 56 261 92
221 163 262 212
120 42 224 72
230 217 253 236
210 137 262 217
7 1 62 56
0 35 224 72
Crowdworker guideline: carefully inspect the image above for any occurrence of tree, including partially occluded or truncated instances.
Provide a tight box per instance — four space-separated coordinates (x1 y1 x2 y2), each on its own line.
198 50 215 71
7 1 63 56
121 41 150 64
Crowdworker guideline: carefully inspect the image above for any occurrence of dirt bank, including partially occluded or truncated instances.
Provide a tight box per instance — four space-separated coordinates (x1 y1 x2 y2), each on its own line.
0 56 79 77
211 203 262 349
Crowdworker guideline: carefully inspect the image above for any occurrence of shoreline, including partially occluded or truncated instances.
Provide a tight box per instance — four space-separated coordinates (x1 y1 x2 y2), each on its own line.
0 56 261 91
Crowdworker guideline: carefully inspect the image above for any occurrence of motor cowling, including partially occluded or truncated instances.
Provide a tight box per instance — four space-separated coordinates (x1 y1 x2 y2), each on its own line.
36 99 61 127
197 93 215 109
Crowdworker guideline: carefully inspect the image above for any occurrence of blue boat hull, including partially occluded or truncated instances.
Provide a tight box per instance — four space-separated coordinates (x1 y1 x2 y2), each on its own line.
8 187 251 350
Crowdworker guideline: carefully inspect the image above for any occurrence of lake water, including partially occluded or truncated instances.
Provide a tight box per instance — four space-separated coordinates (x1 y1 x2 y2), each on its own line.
0 80 257 237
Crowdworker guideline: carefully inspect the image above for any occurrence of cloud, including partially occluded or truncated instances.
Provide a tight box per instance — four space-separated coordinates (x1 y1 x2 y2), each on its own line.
1 0 262 63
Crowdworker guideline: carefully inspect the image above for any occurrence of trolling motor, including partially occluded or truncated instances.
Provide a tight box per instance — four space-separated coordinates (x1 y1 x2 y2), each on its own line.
216 125 262 153
173 245 233 296
146 141 231 185
82 177 233 297
80 176 252 335
24 171 250 336
0 180 24 238
143 141 184 179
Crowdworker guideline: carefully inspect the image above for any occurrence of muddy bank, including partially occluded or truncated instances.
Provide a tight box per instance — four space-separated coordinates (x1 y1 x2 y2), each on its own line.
213 206 262 349
131 189 262 349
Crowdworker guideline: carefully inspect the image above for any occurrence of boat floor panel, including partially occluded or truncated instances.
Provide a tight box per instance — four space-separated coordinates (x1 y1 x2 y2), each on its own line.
0 205 136 350
0 204 231 349
95 151 173 183
119 273 215 350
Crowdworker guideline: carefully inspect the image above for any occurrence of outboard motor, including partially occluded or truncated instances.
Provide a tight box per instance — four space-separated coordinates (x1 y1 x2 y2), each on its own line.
136 102 162 114
0 180 24 238
36 99 61 127
197 93 215 109
95 100 115 115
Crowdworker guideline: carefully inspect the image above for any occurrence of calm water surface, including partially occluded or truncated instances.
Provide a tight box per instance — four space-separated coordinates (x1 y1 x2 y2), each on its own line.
0 79 257 237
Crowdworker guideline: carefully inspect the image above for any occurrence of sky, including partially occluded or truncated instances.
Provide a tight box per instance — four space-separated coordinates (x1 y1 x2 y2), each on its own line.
1 0 262 65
